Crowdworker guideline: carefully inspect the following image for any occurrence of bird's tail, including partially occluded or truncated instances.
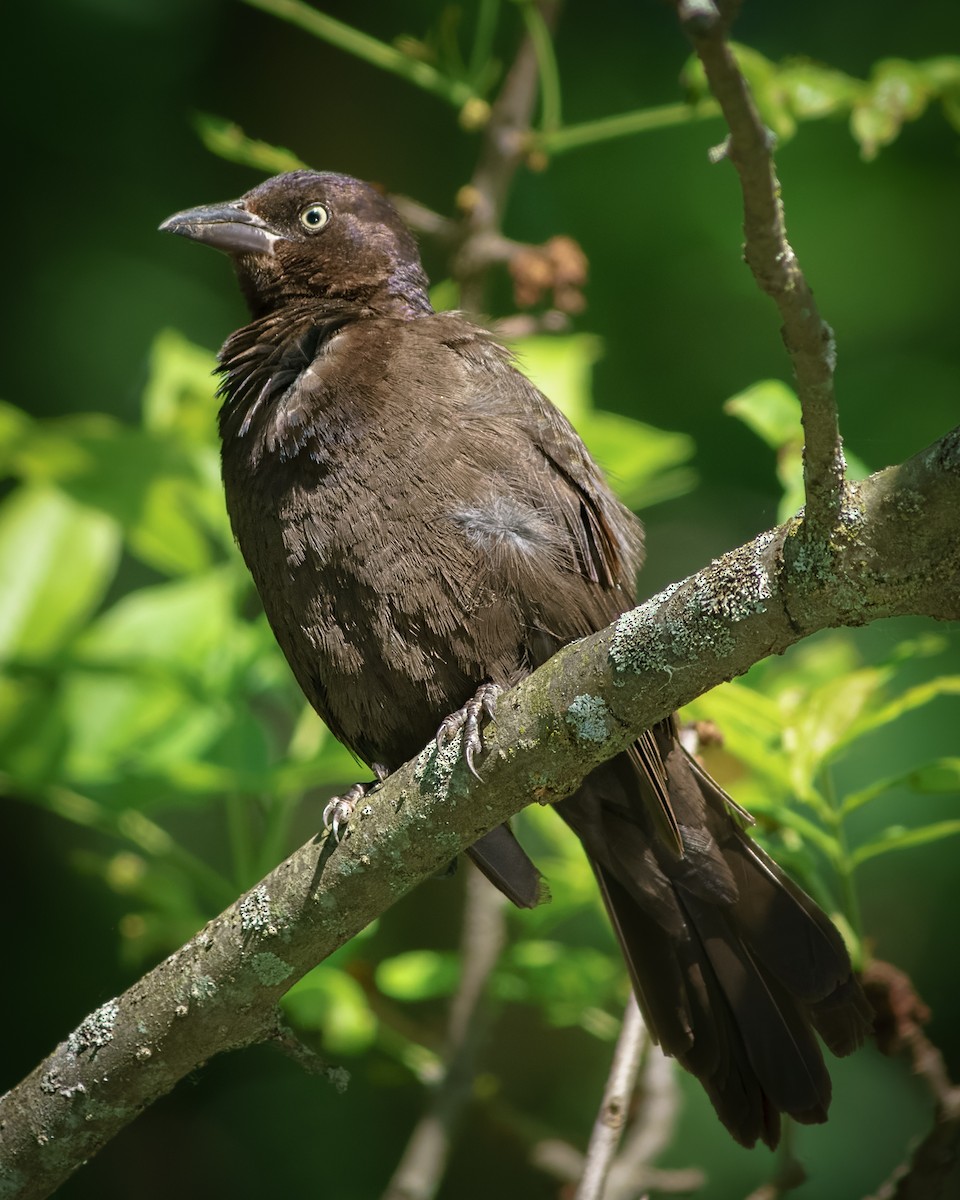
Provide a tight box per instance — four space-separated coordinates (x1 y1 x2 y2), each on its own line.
557 722 873 1148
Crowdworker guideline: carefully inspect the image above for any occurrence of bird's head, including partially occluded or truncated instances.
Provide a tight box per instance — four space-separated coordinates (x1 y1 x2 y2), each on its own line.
160 170 431 318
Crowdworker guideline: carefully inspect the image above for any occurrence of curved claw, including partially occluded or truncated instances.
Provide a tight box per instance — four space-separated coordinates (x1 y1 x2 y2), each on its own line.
322 780 375 843
436 682 502 779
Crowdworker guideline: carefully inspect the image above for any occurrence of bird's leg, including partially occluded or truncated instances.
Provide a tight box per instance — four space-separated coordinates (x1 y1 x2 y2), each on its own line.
322 762 389 842
435 682 502 778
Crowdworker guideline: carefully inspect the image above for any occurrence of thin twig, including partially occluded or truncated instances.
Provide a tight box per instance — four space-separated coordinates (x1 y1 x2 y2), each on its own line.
605 1043 704 1199
454 0 560 312
675 0 845 543
382 870 508 1200
744 1121 806 1200
240 0 477 109
574 997 648 1200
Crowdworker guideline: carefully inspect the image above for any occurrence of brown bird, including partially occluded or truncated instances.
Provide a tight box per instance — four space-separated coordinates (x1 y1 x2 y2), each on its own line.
160 170 872 1147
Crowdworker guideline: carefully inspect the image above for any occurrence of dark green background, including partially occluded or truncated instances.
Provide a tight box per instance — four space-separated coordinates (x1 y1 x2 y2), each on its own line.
3 1 959 1196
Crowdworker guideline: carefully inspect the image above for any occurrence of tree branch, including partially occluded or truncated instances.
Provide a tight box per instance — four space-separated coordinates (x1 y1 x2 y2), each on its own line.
574 997 648 1200
382 873 508 1200
1 424 958 1199
676 0 844 544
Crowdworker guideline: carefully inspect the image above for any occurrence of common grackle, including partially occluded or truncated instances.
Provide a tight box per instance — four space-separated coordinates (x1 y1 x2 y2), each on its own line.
161 171 872 1147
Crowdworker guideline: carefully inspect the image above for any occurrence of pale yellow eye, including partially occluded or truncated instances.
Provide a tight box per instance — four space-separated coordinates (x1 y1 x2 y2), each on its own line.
299 203 330 232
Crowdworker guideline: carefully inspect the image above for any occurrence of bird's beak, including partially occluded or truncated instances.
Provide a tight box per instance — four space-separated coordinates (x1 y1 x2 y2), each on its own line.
159 201 282 256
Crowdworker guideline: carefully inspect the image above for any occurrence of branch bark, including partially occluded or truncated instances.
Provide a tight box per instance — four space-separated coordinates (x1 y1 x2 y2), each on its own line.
1 425 958 1199
382 873 508 1200
574 997 648 1200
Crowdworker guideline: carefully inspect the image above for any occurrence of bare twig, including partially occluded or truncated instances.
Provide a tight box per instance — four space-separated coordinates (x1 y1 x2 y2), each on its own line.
533 1038 704 1197
573 998 648 1195
575 997 648 1200
605 1044 705 1199
675 0 844 543
454 0 560 311
382 872 508 1200
744 1122 806 1200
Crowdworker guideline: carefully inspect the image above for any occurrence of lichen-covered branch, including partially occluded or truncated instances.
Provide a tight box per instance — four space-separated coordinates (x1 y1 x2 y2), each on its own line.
1 425 957 1199
676 0 844 543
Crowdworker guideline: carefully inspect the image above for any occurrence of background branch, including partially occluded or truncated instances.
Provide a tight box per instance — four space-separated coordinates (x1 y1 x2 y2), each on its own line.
382 874 508 1200
574 997 647 1200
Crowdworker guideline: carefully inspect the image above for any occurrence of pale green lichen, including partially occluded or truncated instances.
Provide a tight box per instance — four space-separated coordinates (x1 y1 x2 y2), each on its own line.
67 999 119 1058
609 532 779 679
188 974 218 1002
884 487 924 517
251 951 294 986
565 694 612 743
608 586 675 677
326 1065 351 1093
414 737 472 801
240 884 280 935
691 533 774 622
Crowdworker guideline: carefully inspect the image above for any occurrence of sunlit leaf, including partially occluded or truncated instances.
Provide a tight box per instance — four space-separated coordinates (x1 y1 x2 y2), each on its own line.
283 964 377 1054
851 820 960 868
778 60 863 118
376 950 460 1000
725 380 802 452
59 570 251 785
726 381 870 520
141 329 219 444
0 486 120 660
513 334 696 509
840 676 960 747
497 940 622 1026
781 669 888 793
852 58 932 159
193 112 309 174
843 757 960 815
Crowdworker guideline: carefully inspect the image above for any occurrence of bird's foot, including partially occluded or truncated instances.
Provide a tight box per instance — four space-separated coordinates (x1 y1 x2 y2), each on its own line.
322 764 388 842
435 682 502 778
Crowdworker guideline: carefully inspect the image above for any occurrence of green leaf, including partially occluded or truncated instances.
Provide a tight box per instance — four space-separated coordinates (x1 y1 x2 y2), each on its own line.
843 757 960 815
683 680 793 791
59 570 250 785
725 380 802 452
497 940 622 1026
0 487 120 660
193 112 309 175
726 381 870 520
513 334 696 509
375 950 460 1001
782 668 888 794
283 965 377 1054
729 43 797 140
841 676 960 747
512 333 603 425
778 60 863 119
142 329 219 443
852 58 931 159
851 820 960 868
